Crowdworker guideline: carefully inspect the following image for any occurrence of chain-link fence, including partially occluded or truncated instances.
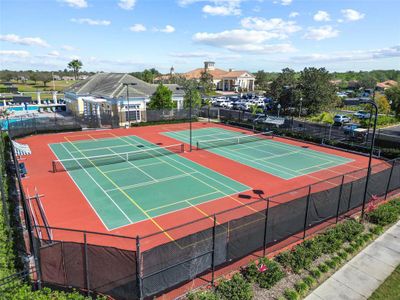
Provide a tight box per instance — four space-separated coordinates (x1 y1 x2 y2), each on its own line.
3 114 400 300
21 158 399 299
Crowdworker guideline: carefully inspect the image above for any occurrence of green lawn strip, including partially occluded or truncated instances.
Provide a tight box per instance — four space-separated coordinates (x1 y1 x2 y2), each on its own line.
369 264 400 300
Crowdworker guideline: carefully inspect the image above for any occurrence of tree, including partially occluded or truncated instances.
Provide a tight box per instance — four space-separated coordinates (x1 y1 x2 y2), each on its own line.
375 94 391 115
28 71 38 84
268 68 298 114
199 70 214 95
37 72 53 87
359 74 376 89
254 70 278 91
148 83 174 109
385 84 400 116
67 59 83 80
0 71 14 82
298 67 338 115
183 79 202 109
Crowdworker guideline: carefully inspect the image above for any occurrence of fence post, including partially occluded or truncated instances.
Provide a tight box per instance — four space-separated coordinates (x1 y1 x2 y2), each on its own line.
384 160 395 200
211 214 217 287
303 185 312 240
83 232 90 296
347 181 353 213
335 176 345 224
262 198 270 257
136 236 143 300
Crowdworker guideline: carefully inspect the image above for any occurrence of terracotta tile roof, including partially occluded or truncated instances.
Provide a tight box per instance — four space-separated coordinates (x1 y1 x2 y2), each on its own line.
183 68 254 80
376 80 398 89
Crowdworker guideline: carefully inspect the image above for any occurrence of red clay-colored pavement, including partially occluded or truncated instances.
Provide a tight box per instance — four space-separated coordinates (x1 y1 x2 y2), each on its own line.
18 122 388 251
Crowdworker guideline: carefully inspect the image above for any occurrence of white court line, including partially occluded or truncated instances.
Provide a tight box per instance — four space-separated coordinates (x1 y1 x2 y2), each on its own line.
122 135 250 194
145 191 220 213
107 147 158 181
103 161 164 174
59 143 134 225
105 171 198 193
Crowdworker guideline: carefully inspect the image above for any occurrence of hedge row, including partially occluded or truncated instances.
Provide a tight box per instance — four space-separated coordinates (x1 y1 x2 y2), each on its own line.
187 198 400 300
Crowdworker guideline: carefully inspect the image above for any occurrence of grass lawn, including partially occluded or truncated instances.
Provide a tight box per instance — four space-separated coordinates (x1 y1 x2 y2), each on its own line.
369 264 400 300
0 80 77 92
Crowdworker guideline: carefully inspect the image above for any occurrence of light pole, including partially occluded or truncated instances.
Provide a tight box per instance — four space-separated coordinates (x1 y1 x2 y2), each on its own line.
189 88 193 151
299 97 303 118
360 98 378 221
277 103 281 118
123 83 137 126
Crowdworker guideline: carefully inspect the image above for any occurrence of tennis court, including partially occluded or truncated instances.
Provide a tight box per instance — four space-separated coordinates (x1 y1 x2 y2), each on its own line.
49 135 249 230
163 127 354 180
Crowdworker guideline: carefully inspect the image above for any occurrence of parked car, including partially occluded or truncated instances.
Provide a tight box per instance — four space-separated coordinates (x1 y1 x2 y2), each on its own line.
253 114 267 124
333 114 351 124
353 110 371 119
343 123 367 141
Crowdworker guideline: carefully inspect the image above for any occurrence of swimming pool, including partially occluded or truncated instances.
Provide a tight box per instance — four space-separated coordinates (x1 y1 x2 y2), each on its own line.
6 106 39 112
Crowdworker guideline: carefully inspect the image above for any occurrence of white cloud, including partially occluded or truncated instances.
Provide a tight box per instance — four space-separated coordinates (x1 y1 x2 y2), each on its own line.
158 25 175 33
193 29 297 54
303 26 339 40
118 0 136 10
225 43 296 54
70 18 111 26
169 51 241 59
47 50 60 57
202 4 241 16
280 0 292 6
290 45 400 63
0 50 30 58
313 10 330 22
129 24 146 32
61 45 76 51
341 9 365 22
60 0 88 8
240 17 301 37
289 11 299 18
0 34 49 47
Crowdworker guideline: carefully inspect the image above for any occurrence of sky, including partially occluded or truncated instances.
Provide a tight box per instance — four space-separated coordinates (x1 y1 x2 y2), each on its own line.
0 0 399 73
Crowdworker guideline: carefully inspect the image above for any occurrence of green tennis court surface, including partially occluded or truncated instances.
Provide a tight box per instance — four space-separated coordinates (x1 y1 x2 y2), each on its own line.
163 127 353 180
49 135 249 230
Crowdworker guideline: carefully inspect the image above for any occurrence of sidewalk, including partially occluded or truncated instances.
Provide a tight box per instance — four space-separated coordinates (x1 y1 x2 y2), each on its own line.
305 220 400 300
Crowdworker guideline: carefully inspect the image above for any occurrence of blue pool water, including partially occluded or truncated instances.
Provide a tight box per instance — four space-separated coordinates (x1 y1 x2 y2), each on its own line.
6 106 39 112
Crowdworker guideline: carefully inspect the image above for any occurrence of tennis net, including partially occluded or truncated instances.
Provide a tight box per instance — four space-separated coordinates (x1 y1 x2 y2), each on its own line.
52 143 184 172
196 132 273 150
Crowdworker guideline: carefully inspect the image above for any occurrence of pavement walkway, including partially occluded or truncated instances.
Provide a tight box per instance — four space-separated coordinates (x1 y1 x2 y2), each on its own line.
305 220 400 300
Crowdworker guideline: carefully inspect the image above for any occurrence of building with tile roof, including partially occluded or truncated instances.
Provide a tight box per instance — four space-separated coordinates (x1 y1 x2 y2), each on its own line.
183 62 255 92
64 73 185 126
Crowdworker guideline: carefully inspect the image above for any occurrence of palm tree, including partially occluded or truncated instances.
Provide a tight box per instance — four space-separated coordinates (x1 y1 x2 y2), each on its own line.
67 59 83 80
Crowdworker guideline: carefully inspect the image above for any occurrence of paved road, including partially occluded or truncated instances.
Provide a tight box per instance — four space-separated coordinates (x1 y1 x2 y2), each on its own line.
380 124 400 136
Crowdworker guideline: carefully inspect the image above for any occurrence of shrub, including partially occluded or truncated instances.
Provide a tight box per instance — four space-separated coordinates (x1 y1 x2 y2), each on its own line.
187 291 219 300
367 200 400 226
303 276 315 288
243 258 285 289
294 281 309 296
370 225 384 235
276 251 292 269
309 268 321 279
331 256 342 264
284 289 300 300
344 246 356 254
337 251 348 260
318 263 329 273
216 274 253 300
367 204 398 225
325 259 337 269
